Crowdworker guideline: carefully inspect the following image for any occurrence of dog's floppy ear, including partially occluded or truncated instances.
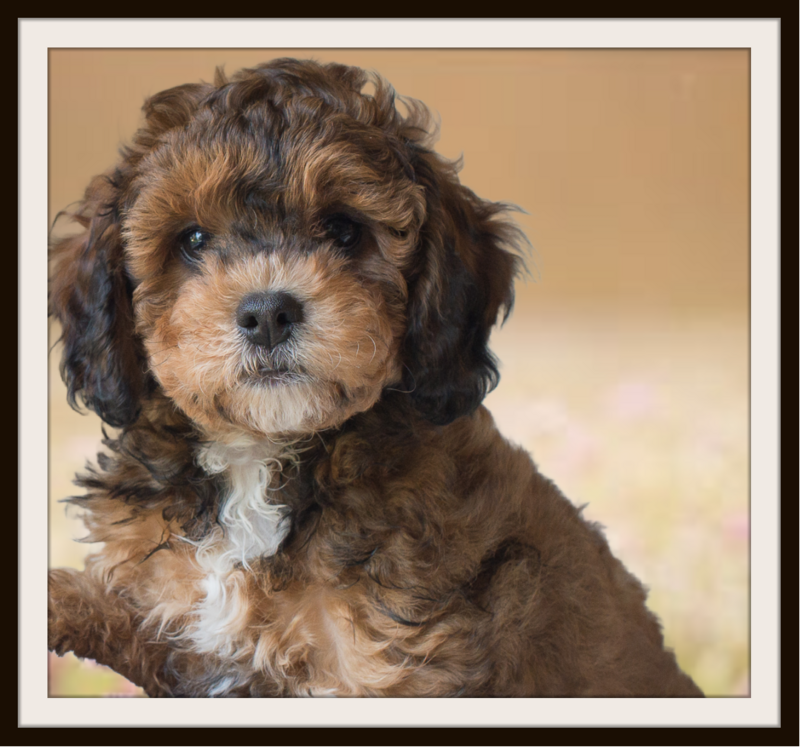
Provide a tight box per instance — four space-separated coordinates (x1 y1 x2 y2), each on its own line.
402 147 524 425
49 173 147 428
49 81 215 428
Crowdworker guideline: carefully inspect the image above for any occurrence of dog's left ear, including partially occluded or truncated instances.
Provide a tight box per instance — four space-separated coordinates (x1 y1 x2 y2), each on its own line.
49 173 147 428
402 148 524 425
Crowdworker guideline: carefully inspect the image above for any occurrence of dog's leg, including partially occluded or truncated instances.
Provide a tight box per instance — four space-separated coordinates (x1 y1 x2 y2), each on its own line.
48 568 176 697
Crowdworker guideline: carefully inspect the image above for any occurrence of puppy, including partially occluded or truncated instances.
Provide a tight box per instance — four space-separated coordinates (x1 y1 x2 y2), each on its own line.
48 59 703 697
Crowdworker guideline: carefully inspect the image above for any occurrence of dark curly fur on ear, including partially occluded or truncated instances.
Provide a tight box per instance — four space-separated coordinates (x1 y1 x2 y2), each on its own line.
401 144 524 425
49 174 147 428
49 82 216 429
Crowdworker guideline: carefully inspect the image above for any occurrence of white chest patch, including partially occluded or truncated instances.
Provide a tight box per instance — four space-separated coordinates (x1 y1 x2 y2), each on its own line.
197 439 290 569
188 439 292 659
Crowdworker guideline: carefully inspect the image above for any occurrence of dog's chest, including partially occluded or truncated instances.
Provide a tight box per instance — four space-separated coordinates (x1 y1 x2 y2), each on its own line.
187 442 401 696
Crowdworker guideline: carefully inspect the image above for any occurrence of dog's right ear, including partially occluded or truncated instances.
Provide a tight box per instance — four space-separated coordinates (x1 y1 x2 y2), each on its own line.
49 172 147 428
49 81 217 428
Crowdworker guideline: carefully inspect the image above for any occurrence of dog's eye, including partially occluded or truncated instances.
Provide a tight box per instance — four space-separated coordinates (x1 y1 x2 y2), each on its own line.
179 228 210 262
323 214 362 250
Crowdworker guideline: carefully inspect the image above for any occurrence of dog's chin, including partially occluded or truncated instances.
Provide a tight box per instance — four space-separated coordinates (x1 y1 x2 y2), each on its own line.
179 372 385 442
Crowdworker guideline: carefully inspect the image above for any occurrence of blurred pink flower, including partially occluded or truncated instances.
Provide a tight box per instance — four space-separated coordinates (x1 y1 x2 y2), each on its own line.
119 677 143 695
48 652 65 687
735 674 750 696
722 512 749 541
605 380 661 422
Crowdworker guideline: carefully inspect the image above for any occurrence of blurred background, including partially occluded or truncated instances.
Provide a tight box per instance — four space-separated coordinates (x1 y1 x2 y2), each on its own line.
48 49 749 697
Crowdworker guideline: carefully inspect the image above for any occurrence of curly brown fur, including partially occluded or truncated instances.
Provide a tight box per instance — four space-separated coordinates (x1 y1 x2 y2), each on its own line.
48 59 703 697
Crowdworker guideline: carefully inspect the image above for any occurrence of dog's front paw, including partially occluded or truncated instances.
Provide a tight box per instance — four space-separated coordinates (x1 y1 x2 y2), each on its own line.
48 568 89 656
47 567 170 694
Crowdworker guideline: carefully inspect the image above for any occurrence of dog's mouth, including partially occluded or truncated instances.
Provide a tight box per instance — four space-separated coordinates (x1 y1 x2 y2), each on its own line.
241 364 307 387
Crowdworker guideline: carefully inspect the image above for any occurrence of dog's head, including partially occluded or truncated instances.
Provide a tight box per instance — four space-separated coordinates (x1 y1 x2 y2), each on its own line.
50 59 523 439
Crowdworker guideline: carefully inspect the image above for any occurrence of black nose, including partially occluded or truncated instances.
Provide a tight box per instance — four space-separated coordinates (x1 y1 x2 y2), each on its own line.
236 291 304 350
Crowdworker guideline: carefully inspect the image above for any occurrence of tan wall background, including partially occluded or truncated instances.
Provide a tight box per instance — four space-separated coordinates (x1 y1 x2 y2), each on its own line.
48 49 749 698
